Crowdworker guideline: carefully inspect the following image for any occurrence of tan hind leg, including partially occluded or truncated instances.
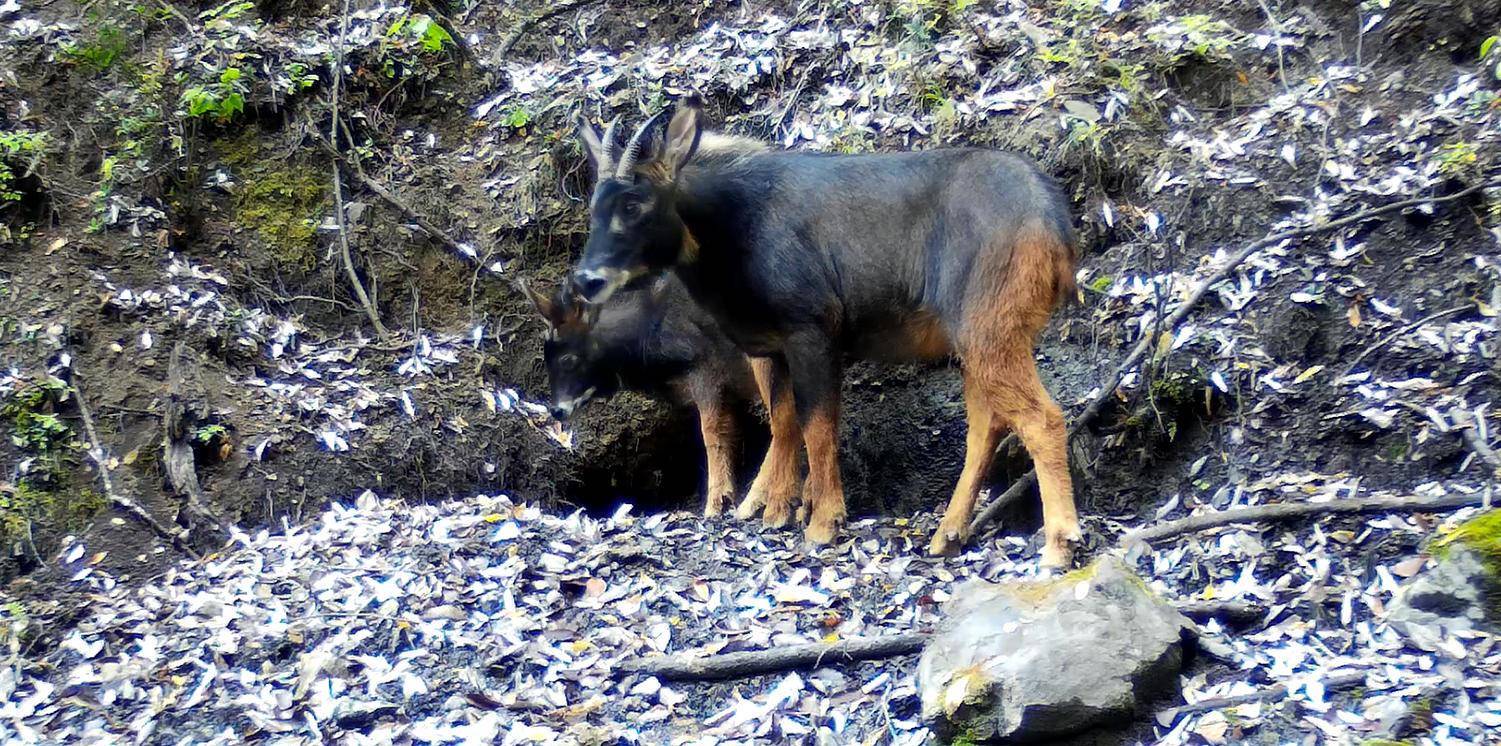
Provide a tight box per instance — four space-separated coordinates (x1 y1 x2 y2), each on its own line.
736 357 803 527
965 349 1080 568
948 220 1081 568
928 373 1005 555
697 396 737 517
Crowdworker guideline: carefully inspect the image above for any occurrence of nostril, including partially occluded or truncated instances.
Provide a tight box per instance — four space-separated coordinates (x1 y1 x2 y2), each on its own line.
573 272 607 301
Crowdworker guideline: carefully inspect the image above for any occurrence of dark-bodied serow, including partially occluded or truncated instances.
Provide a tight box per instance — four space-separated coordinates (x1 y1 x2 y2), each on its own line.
570 98 1083 567
524 277 803 518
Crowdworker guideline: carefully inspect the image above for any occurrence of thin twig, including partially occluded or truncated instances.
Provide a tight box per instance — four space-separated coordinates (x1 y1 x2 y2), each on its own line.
1340 305 1470 376
495 0 604 60
1456 410 1501 478
330 0 390 340
1256 0 1290 91
1122 491 1488 547
71 376 199 559
1156 670 1366 726
968 180 1501 540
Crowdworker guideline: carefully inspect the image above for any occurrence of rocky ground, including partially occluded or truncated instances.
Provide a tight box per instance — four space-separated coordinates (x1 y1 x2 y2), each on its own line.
2 0 1501 743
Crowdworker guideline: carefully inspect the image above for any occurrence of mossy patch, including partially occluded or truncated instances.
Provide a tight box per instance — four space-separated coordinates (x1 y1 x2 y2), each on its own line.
2 378 101 556
1433 509 1501 569
1 481 105 548
217 132 328 271
1432 509 1501 619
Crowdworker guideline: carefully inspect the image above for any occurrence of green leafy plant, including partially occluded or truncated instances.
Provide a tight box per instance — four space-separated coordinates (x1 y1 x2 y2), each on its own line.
200 0 255 24
283 62 318 94
896 0 975 41
500 106 532 130
180 67 248 123
387 13 454 53
0 131 46 204
1147 14 1242 62
2 378 71 454
61 22 130 73
193 424 228 445
1482 33 1501 80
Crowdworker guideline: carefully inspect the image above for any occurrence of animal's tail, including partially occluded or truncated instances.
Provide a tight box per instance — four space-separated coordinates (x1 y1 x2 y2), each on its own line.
968 217 1077 349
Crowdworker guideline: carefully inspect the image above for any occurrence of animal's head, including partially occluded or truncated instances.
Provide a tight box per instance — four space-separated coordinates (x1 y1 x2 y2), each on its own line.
571 98 704 305
521 280 611 421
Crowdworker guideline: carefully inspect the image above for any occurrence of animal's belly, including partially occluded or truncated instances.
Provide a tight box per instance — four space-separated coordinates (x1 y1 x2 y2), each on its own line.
846 310 954 363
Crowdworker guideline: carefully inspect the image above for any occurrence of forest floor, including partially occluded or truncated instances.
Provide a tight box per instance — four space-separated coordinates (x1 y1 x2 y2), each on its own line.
2 0 1501 743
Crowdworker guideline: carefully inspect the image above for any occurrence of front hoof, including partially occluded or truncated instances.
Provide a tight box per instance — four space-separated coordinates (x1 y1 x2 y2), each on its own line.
927 531 962 557
762 499 794 529
927 516 972 556
734 493 765 521
702 494 730 518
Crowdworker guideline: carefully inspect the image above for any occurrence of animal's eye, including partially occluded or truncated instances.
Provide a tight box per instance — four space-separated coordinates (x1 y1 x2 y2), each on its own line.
559 354 580 369
621 201 641 218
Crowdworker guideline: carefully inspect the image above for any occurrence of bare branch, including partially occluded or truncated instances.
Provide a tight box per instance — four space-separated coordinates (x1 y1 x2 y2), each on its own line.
1155 670 1366 726
1122 491 1488 547
611 600 1269 681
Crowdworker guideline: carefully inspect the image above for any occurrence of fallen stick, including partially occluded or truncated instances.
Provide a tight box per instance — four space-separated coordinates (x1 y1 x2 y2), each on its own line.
346 165 479 261
614 599 1266 681
1173 599 1265 627
968 179 1501 540
1155 670 1366 725
1122 491 1488 547
1340 305 1470 376
71 376 200 560
1457 417 1501 476
613 634 928 681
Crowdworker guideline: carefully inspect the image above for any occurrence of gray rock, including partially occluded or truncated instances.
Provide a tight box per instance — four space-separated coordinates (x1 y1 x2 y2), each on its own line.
332 700 400 729
916 558 1190 742
1387 545 1495 632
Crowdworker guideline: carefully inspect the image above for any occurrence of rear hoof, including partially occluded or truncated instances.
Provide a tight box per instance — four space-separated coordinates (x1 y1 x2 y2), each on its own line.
804 513 845 546
1039 527 1082 570
927 531 962 557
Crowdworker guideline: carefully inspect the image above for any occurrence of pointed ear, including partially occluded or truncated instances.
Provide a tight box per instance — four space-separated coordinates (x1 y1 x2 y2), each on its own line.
555 282 590 329
519 279 561 326
577 115 616 177
661 98 703 177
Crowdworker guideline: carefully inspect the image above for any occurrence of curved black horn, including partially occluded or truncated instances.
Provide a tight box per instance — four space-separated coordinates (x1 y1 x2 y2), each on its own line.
616 110 668 178
598 115 620 175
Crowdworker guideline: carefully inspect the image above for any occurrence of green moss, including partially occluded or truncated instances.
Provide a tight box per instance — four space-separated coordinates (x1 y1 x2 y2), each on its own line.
2 481 104 547
1433 509 1501 567
1432 509 1501 619
214 132 328 270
